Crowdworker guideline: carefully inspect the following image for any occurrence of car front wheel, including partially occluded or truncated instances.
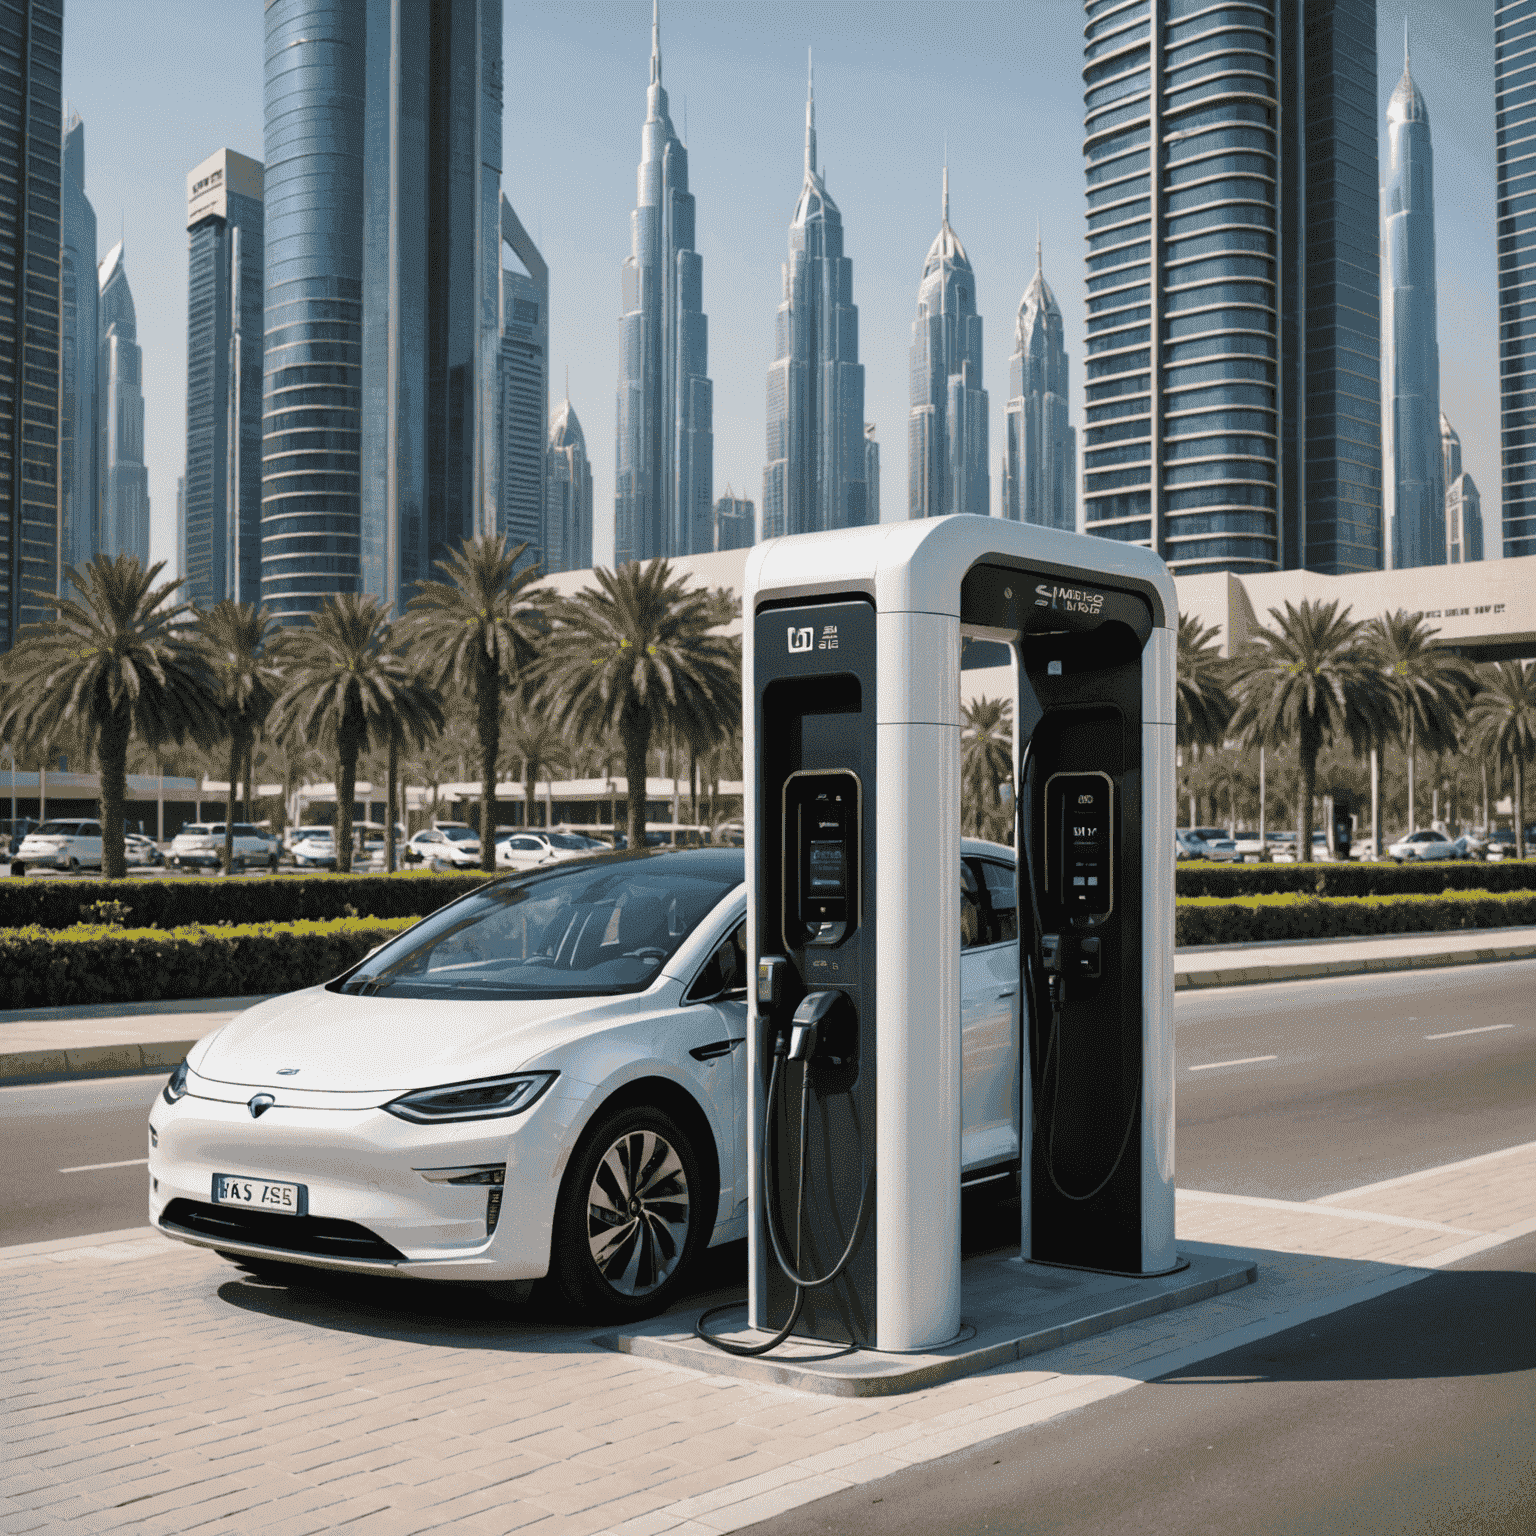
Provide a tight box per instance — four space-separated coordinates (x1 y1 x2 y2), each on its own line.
550 1103 707 1320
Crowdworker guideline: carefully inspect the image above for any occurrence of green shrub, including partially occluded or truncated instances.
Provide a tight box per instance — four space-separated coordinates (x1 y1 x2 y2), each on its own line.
1175 888 1536 946
1176 860 1536 900
0 916 418 1010
0 870 494 932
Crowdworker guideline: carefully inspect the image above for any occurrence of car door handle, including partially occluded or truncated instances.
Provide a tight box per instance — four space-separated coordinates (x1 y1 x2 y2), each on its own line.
993 986 1018 999
690 1038 745 1062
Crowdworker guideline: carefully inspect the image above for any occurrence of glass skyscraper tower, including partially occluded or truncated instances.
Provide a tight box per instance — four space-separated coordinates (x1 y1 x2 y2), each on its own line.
498 195 548 569
60 107 97 579
0 0 62 647
762 62 868 539
1002 235 1076 529
97 242 150 564
545 395 593 573
183 149 264 608
909 167 988 519
1496 0 1536 556
1081 0 1380 575
615 3 713 563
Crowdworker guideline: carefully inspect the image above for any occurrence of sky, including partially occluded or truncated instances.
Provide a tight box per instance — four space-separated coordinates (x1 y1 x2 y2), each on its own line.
59 0 1500 577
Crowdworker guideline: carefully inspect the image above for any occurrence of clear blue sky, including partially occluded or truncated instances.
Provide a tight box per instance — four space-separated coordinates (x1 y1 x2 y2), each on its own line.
60 0 1499 577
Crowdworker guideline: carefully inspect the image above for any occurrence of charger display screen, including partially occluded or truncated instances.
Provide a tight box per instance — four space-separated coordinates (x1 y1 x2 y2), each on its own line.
1045 773 1113 919
783 773 860 945
808 837 846 896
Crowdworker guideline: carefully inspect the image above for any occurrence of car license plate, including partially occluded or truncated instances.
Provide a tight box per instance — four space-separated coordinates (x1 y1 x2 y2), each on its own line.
212 1175 306 1216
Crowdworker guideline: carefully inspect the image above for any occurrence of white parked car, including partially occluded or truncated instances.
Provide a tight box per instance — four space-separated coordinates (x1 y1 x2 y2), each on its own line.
495 830 600 871
1176 827 1237 862
290 828 337 869
16 818 103 872
1388 829 1458 862
149 842 1023 1318
125 833 163 867
169 823 279 871
405 826 483 868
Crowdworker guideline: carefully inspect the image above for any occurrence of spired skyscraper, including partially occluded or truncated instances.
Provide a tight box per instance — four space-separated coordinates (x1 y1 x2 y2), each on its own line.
60 107 98 579
497 196 548 568
545 393 593 574
1080 0 1381 575
1440 412 1483 563
1002 235 1075 530
1383 38 1444 569
615 3 713 563
183 149 264 608
97 242 150 564
761 60 868 540
909 167 988 519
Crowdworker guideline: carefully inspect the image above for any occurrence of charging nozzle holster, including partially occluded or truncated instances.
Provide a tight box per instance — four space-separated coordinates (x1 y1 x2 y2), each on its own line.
787 989 854 1064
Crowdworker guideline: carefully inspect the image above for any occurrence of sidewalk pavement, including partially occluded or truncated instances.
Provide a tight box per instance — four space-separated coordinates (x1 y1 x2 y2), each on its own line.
4 1140 1534 1535
4 925 1535 1084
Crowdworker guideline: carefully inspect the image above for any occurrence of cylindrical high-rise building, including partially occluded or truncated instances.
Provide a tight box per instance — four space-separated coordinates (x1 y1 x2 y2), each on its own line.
97 242 150 565
1002 235 1075 530
1383 39 1444 570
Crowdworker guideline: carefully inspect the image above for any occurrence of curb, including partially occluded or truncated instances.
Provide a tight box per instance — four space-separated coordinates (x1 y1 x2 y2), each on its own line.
1175 939 1536 990
0 1037 195 1085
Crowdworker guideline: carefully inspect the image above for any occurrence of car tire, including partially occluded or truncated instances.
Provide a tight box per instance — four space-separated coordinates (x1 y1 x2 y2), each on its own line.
62 856 77 873
550 1102 709 1321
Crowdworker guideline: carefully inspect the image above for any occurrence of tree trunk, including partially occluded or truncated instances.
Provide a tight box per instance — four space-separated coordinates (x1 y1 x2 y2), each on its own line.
476 661 500 873
690 748 699 826
385 733 399 873
336 704 362 876
1298 728 1319 865
100 711 130 881
525 756 538 832
623 708 650 853
223 734 241 874
1371 746 1381 857
1407 718 1417 834
1517 756 1527 862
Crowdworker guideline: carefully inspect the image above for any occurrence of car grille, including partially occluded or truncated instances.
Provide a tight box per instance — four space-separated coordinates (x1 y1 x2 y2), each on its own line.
160 1199 406 1262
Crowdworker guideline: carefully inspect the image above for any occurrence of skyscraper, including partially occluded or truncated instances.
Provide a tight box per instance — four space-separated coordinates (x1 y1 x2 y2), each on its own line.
1383 38 1444 569
545 394 593 573
361 0 505 611
1002 235 1075 530
909 167 988 519
60 107 97 580
260 0 365 622
1080 0 1381 575
498 196 548 568
1496 0 1536 557
183 149 264 609
0 0 63 647
615 3 713 563
864 424 880 524
761 60 867 540
1446 472 1483 563
713 487 754 551
97 242 150 564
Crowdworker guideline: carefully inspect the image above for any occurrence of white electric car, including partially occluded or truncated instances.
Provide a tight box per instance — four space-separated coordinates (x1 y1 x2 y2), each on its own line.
148 842 1023 1318
495 829 601 872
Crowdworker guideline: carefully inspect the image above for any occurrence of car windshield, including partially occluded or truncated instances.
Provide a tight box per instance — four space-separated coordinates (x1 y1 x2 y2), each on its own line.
35 821 84 836
547 832 591 850
334 847 745 1001
440 827 477 842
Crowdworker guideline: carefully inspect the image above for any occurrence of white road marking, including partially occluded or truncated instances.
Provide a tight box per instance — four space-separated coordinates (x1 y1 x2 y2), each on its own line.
58 1158 149 1174
1188 1054 1278 1072
1423 1024 1515 1041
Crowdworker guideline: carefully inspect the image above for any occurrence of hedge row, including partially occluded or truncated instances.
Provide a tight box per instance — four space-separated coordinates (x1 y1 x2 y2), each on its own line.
0 870 493 933
1175 888 1536 947
1176 860 1536 900
0 916 417 1011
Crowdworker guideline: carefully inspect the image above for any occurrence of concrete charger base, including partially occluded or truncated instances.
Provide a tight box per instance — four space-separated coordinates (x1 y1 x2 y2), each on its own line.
600 1248 1258 1397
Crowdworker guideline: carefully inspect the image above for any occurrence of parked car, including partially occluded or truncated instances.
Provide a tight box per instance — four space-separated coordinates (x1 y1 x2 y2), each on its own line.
495 829 601 872
149 841 1023 1319
290 827 337 870
125 832 164 867
1485 827 1522 861
0 817 37 857
1387 829 1459 863
15 818 103 872
1176 828 1237 861
169 823 279 871
405 825 483 867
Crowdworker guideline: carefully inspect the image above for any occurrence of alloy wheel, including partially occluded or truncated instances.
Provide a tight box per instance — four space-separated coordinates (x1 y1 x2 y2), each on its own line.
585 1128 690 1297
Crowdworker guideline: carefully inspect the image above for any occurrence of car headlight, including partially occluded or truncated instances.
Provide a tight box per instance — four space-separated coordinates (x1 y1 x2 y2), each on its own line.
382 1071 557 1124
162 1060 189 1105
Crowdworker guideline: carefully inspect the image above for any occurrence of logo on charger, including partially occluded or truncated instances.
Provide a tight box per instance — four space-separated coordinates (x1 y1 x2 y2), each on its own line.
1035 582 1107 617
787 626 814 653
818 624 839 651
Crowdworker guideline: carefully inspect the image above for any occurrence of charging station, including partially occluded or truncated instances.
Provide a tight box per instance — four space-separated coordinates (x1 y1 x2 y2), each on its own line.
740 515 1177 1355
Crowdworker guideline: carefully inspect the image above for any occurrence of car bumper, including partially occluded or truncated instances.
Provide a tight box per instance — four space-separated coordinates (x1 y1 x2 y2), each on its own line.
148 1080 587 1281
171 852 221 867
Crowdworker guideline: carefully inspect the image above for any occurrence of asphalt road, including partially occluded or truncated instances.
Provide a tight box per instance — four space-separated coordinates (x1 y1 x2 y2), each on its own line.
2 959 1533 1248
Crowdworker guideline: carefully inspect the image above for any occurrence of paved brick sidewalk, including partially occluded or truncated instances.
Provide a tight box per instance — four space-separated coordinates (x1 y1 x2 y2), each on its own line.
4 1140 1534 1536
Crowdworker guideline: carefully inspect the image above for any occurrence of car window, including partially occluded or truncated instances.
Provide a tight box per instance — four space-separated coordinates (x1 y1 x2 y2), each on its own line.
80 823 101 837
548 833 589 850
685 920 747 1003
960 861 983 950
442 827 476 842
975 858 1019 945
35 821 78 835
512 836 540 851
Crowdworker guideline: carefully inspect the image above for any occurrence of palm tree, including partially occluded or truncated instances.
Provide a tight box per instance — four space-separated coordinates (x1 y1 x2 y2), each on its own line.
405 536 546 870
0 555 220 878
535 559 740 852
504 696 566 830
1227 599 1390 863
269 595 442 874
198 601 282 873
1466 661 1536 860
1365 610 1474 837
961 696 1013 842
1176 613 1234 828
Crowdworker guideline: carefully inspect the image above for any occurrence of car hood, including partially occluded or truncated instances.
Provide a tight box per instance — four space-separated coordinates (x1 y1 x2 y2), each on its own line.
189 984 656 1094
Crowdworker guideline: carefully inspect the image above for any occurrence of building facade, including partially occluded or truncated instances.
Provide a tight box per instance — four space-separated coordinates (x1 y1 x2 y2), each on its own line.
0 0 63 646
713 488 754 551
1383 42 1444 569
761 64 867 540
97 242 150 564
1081 0 1381 575
60 107 97 580
1497 0 1536 557
260 0 366 621
909 168 988 519
544 395 592 574
183 149 264 609
615 4 713 563
498 196 547 568
1001 236 1075 529
1446 473 1483 563
864 423 880 524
